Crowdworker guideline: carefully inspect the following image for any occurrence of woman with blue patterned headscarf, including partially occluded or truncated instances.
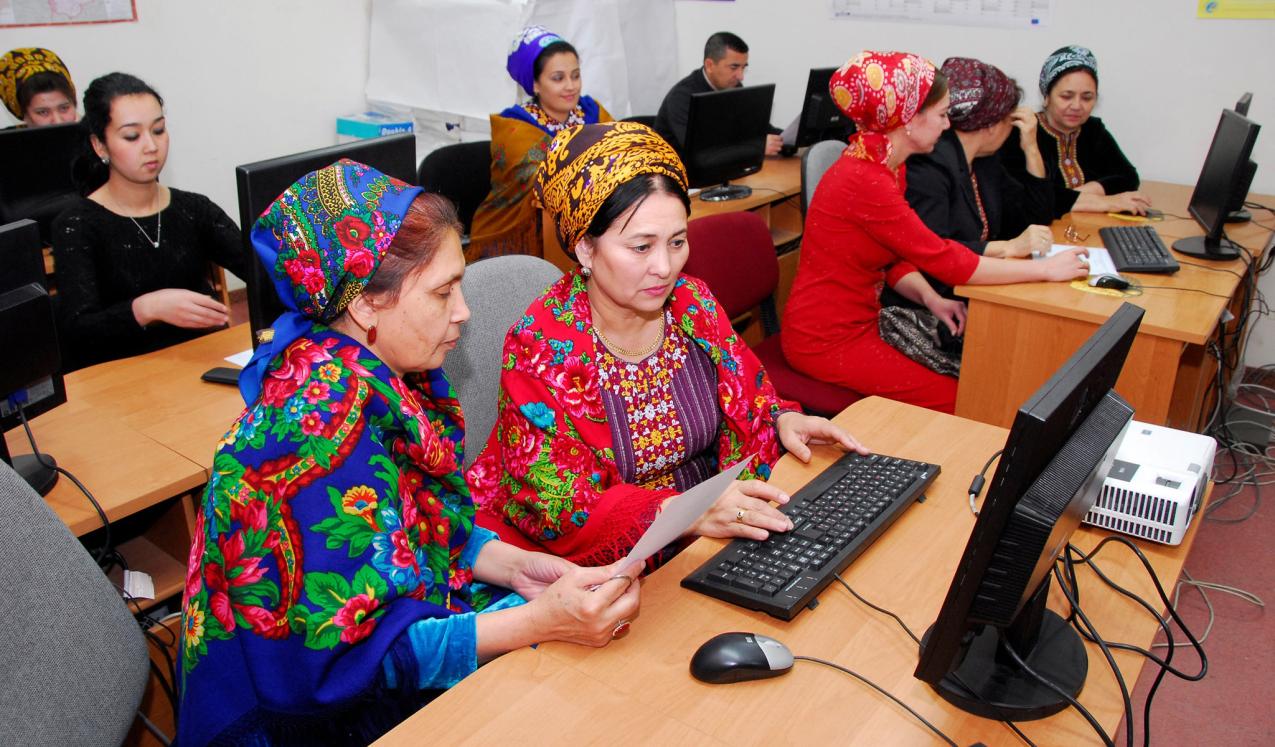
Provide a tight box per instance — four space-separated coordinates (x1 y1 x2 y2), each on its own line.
178 159 640 747
469 25 612 258
999 45 1150 217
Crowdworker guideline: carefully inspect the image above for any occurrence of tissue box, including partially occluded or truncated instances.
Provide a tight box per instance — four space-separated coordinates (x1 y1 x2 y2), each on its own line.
336 111 414 142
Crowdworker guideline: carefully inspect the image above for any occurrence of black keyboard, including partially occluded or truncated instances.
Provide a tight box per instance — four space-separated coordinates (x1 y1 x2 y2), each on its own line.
681 452 939 620
1099 225 1180 274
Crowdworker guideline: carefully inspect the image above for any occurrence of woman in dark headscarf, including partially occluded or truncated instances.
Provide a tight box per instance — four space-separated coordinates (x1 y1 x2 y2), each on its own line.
468 121 861 568
0 46 76 126
178 159 640 747
469 25 612 258
1000 45 1150 217
782 51 1088 414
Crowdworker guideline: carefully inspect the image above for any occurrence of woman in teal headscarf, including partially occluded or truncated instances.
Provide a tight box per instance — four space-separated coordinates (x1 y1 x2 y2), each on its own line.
178 159 640 747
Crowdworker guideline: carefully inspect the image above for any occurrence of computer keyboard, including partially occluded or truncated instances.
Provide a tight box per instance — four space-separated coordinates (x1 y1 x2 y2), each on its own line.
681 452 939 620
1099 225 1180 274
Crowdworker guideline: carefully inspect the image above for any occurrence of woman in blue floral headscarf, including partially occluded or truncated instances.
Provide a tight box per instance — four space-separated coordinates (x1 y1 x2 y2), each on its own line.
177 159 640 747
469 25 612 258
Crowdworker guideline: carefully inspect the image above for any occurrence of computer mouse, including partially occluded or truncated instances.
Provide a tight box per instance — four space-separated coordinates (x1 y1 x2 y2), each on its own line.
1088 274 1130 291
690 632 794 684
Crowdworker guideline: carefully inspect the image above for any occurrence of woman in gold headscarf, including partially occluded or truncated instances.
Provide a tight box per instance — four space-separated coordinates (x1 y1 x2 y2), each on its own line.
467 121 863 569
0 47 76 126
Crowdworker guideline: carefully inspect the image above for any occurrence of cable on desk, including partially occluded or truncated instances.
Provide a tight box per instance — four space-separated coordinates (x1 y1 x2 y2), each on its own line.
1000 639 1115 747
792 655 958 747
16 401 114 564
1176 259 1246 278
834 574 1039 747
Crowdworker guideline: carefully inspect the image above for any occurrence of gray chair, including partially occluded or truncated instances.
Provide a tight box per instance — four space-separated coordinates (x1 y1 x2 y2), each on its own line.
0 460 149 746
444 255 563 466
801 139 845 216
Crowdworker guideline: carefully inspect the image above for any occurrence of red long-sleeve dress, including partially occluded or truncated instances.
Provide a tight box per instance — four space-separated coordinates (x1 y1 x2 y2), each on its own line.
782 154 980 414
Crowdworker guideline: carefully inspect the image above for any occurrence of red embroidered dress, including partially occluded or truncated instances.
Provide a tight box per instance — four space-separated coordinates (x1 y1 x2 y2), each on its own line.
467 271 797 566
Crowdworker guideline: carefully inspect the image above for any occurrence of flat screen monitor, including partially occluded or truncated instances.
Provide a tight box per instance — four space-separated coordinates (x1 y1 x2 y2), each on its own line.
234 133 417 347
0 219 65 495
1174 109 1260 260
0 122 83 244
684 83 775 201
914 303 1144 720
790 67 855 149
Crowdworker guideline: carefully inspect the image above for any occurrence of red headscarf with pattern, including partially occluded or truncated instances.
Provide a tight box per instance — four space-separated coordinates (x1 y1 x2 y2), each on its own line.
829 50 936 167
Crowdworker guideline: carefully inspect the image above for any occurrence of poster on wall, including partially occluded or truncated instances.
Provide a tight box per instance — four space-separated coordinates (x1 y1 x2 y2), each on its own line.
830 0 1053 28
0 0 137 28
1197 0 1275 18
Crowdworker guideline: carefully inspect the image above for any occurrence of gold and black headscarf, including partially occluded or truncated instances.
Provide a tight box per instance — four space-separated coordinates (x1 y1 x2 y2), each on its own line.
0 47 74 119
534 121 687 258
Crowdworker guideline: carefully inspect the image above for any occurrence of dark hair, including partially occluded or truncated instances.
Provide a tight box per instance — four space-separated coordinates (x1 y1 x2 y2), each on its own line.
72 72 165 194
704 32 748 62
17 70 75 115
585 174 691 240
362 193 463 306
530 40 579 103
921 69 949 111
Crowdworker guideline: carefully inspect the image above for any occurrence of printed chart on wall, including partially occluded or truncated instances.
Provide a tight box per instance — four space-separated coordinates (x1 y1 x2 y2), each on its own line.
830 0 1053 28
1 0 136 28
1198 0 1275 18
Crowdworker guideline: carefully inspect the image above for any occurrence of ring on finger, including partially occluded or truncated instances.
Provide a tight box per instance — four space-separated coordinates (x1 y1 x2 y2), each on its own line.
611 619 632 639
734 507 747 523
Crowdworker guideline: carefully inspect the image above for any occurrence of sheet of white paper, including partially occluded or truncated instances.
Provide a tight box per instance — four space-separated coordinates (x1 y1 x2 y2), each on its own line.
224 349 253 367
1042 244 1117 277
622 454 757 567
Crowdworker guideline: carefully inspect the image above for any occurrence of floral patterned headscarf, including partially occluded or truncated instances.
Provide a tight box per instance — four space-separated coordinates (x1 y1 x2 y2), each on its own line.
829 50 937 167
1040 45 1098 96
534 121 687 258
506 25 567 97
942 57 1020 132
0 47 74 119
239 159 422 405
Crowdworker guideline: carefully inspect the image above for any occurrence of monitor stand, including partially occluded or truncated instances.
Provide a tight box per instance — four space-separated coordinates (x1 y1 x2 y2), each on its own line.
1 438 58 496
699 182 753 202
1172 234 1242 261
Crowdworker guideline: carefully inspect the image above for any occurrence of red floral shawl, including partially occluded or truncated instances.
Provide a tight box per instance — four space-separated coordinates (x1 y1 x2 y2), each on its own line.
466 270 798 565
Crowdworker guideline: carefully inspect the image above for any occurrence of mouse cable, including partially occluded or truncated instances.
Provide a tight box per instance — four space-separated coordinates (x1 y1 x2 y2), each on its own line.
966 449 1003 516
1176 259 1246 278
834 574 1038 747
791 655 957 747
999 639 1116 747
1046 558 1134 747
16 400 114 565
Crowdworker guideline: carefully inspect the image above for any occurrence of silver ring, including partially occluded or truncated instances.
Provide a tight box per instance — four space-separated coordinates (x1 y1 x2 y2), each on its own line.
734 508 747 523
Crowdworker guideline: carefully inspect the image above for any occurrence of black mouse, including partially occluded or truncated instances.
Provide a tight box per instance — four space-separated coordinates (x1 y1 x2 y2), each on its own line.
1088 274 1130 291
690 632 794 684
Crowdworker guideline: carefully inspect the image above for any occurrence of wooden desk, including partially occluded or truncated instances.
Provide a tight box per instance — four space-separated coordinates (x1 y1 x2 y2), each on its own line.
955 181 1275 430
540 155 805 312
4 325 251 607
379 397 1201 745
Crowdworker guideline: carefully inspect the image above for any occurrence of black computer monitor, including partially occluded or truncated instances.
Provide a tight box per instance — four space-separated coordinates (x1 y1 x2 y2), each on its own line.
0 122 83 244
0 219 66 495
791 67 854 149
1234 92 1252 117
914 303 1144 721
1226 93 1257 223
684 84 775 202
1173 109 1261 260
234 133 417 347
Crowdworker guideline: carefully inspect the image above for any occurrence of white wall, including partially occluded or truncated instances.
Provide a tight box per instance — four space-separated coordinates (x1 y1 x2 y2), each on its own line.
1 0 373 247
671 0 1275 366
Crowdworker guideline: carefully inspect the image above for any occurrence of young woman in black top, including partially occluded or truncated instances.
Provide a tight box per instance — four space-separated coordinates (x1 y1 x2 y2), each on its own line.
52 73 246 370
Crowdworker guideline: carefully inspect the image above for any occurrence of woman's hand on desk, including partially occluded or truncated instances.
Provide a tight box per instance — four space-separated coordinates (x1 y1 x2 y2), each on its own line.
1072 189 1151 215
132 288 229 329
989 224 1052 259
688 479 794 541
777 411 869 463
1038 247 1091 281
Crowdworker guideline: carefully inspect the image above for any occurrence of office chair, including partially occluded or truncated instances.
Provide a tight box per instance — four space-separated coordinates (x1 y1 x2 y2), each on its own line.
442 254 562 466
800 139 845 217
684 211 861 417
0 460 150 746
621 114 657 128
417 140 493 241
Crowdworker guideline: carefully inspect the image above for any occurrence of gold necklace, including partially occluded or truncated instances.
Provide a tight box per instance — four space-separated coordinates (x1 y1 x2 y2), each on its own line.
595 314 666 359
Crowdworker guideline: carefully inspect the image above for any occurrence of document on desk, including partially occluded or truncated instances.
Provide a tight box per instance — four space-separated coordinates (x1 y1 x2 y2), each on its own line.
1041 244 1117 277
622 454 756 567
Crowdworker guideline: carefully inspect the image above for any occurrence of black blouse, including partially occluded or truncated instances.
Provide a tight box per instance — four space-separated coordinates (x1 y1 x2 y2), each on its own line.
999 114 1140 218
52 187 248 370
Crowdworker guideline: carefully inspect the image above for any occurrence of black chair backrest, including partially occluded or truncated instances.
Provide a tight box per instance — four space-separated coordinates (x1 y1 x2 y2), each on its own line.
621 114 657 128
417 141 492 236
